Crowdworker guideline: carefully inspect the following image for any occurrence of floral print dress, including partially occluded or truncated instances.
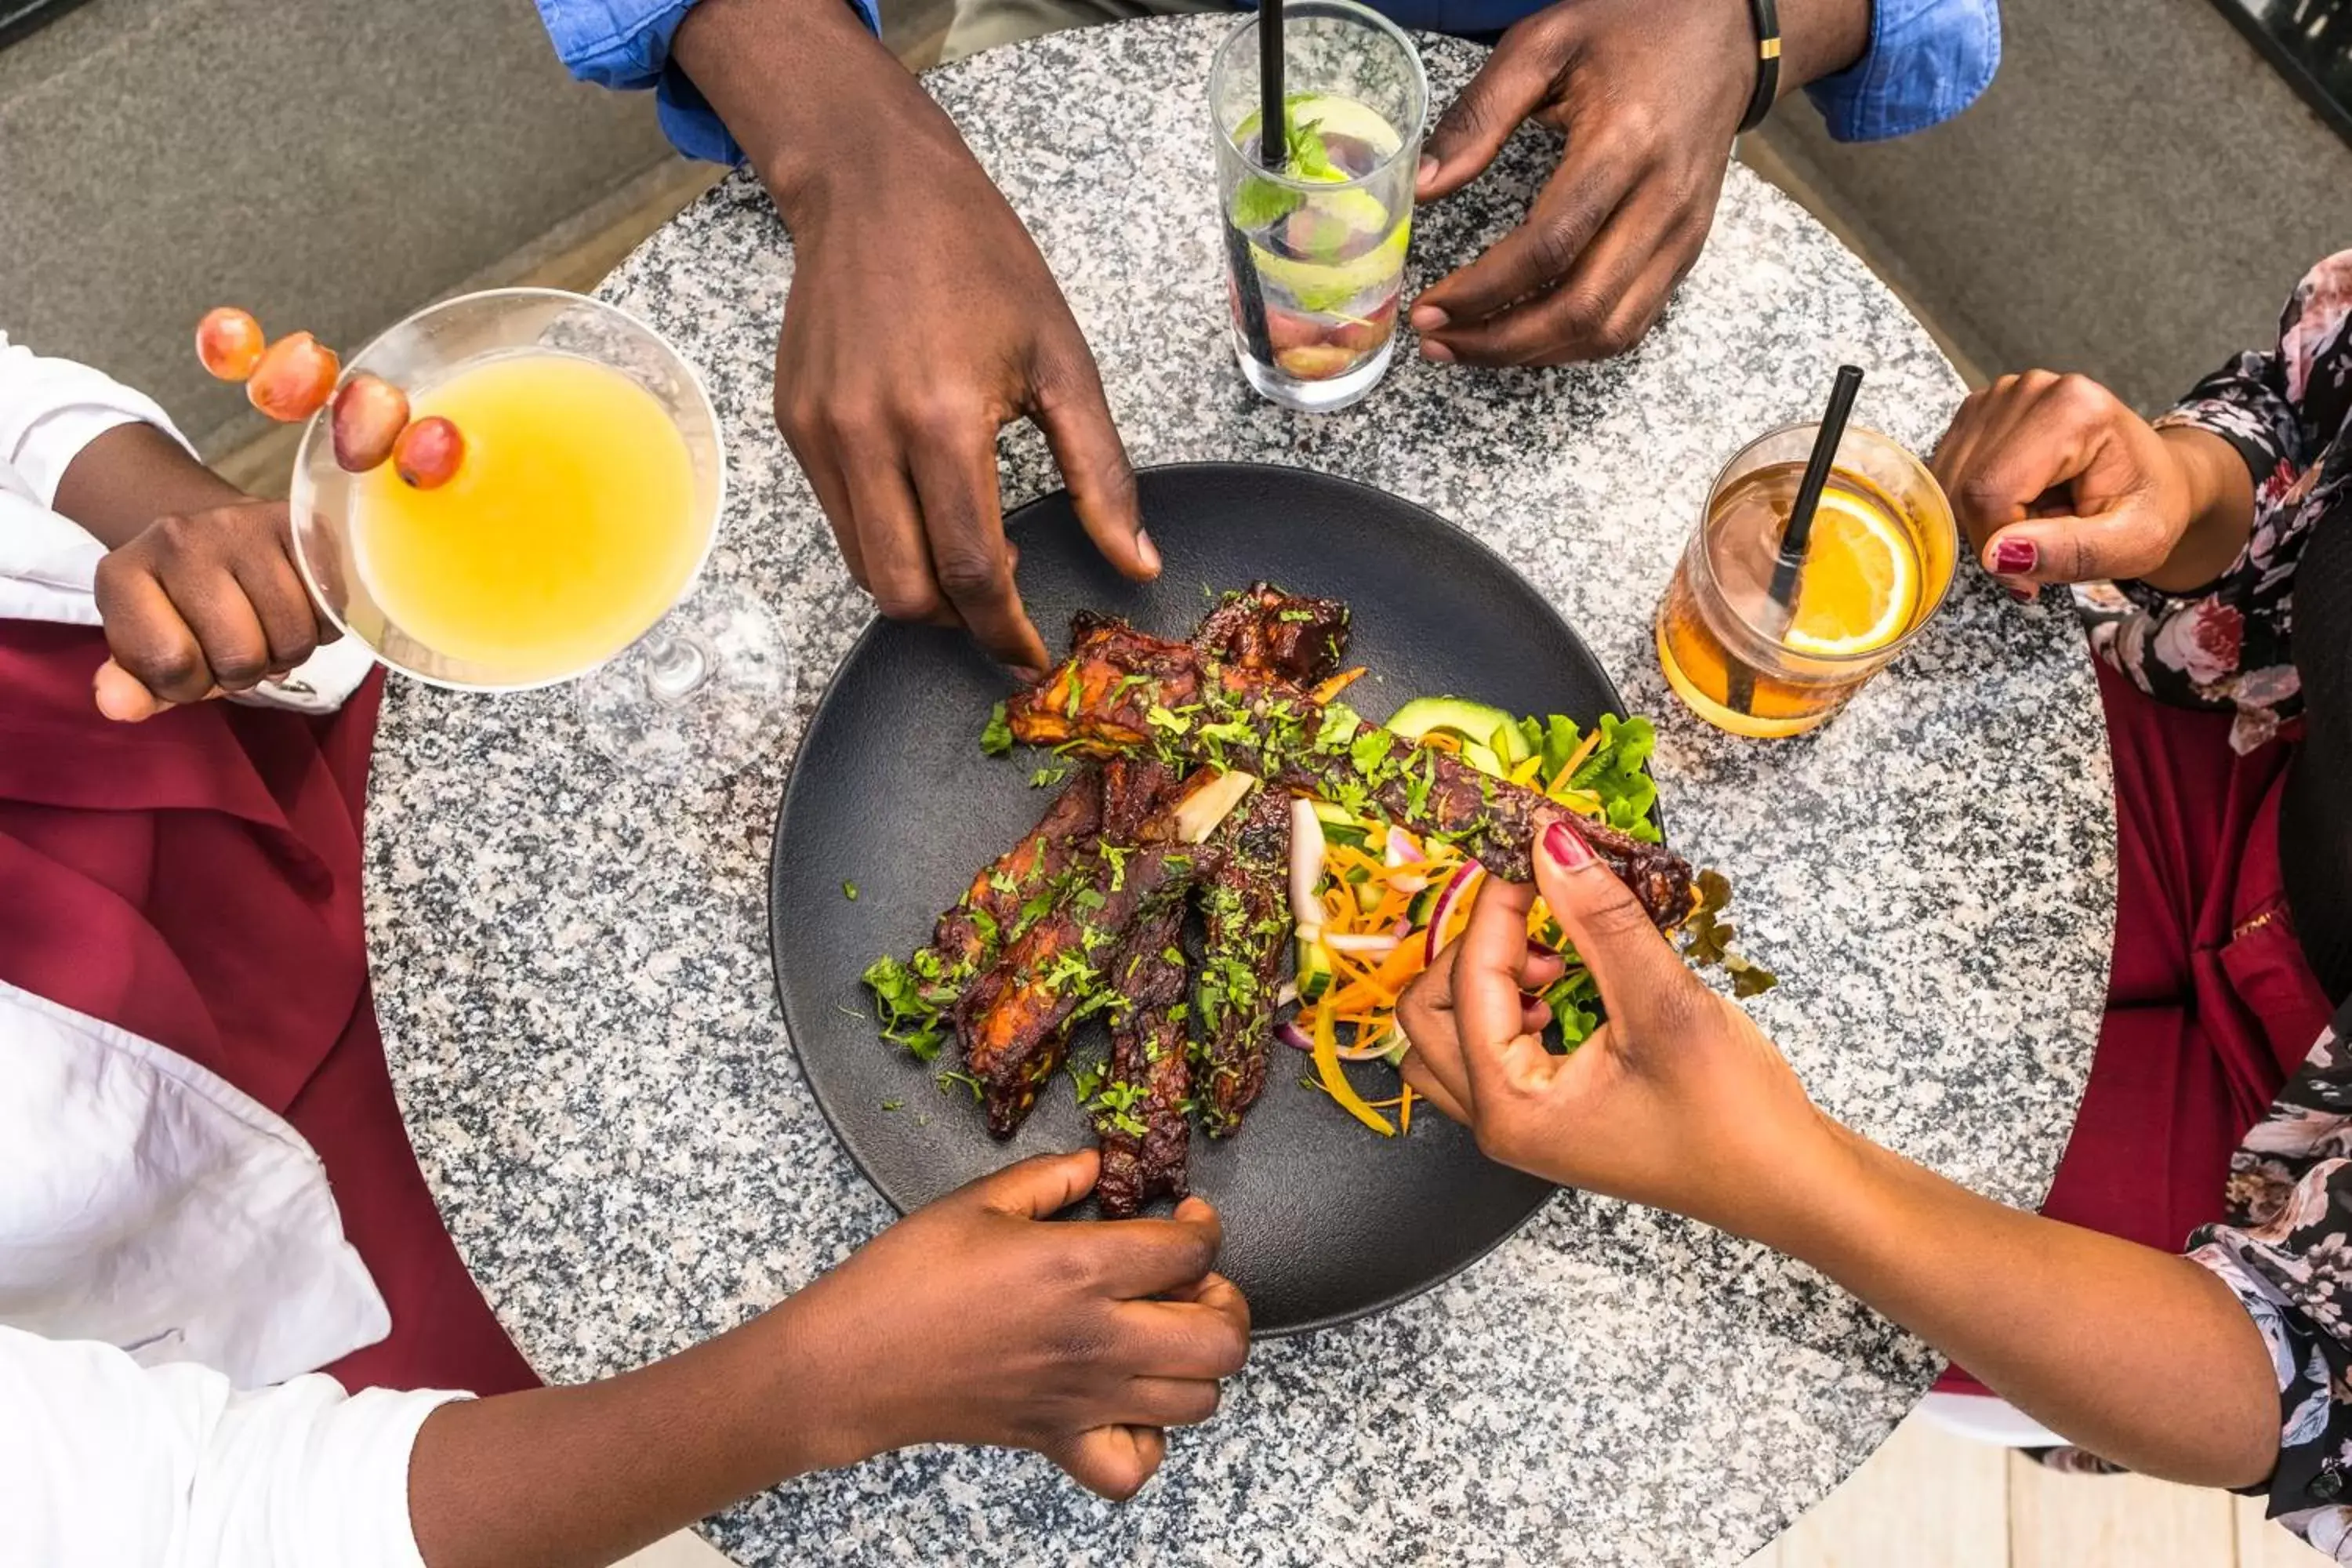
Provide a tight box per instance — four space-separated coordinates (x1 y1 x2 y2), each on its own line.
2194 1000 2352 1555
2069 252 2352 1555
2079 250 2352 754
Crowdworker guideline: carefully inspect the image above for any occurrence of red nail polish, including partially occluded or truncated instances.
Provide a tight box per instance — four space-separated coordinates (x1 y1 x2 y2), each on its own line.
1543 819 1593 869
1992 538 2038 575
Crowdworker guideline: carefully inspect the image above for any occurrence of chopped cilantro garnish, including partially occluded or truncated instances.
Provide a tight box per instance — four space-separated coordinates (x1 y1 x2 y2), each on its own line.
980 702 1014 757
1316 703 1362 753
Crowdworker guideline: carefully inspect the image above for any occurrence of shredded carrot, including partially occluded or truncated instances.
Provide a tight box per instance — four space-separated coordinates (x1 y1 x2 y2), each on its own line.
1311 1005 1395 1135
1400 1083 1414 1134
1550 729 1602 791
1308 666 1369 705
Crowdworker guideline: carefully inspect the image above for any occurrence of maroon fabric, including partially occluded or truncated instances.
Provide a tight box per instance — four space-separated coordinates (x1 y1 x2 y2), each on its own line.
1935 659 2337 1399
0 620 536 1396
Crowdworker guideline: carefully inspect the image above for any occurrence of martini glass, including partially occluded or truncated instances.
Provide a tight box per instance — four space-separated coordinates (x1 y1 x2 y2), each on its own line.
289 288 791 784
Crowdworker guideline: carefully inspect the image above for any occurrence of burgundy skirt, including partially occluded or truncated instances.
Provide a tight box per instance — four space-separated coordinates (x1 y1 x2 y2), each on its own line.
1936 659 2338 1398
0 622 536 1395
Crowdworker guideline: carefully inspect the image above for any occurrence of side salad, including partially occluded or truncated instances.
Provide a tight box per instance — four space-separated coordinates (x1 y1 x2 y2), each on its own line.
1279 693 1711 1136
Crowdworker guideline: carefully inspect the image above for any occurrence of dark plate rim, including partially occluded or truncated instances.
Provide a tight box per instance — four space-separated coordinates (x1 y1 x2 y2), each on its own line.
768 459 1668 1338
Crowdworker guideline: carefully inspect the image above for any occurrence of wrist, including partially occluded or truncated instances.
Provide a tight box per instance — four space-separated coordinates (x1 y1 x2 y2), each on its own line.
672 0 938 230
743 1289 890 1474
2146 425 2254 591
1769 0 1873 93
53 423 245 550
1708 1107 1876 1255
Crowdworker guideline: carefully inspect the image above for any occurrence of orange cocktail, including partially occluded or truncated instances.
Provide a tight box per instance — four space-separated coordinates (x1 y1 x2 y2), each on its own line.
1655 424 1956 738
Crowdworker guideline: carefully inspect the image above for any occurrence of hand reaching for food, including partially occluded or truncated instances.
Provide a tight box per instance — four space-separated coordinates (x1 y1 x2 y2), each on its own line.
89 498 343 722
779 1149 1249 1500
1395 819 1827 1233
1929 370 2256 597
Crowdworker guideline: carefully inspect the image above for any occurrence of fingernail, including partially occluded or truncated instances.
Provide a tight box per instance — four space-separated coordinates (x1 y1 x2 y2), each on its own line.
1415 154 1437 188
2007 586 2034 604
1543 819 1593 870
1991 538 2038 575
1134 528 1162 575
1013 664 1047 684
1420 339 1455 365
1409 303 1447 332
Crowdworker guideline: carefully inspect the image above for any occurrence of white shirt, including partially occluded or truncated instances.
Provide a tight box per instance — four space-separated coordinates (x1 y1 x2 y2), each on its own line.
1 336 460 1566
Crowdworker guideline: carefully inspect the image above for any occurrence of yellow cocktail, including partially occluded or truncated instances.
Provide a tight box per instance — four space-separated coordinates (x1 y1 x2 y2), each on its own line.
352 354 702 686
291 289 789 782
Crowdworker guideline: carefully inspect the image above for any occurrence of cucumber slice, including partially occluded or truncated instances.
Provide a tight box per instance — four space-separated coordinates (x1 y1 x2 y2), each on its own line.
1296 937 1334 1003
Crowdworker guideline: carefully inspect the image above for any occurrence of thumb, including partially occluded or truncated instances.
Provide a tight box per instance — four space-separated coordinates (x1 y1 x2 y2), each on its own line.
1533 818 1698 1027
1417 24 1567 201
93 658 172 722
966 1149 1101 1219
1052 1425 1166 1501
1029 343 1158 584
1982 499 2176 587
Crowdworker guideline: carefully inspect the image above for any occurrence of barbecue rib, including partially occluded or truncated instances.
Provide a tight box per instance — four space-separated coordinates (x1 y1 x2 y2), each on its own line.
956 837 1209 1138
1005 619 1696 928
927 766 1103 993
1193 583 1351 683
1194 784 1292 1135
1094 903 1192 1218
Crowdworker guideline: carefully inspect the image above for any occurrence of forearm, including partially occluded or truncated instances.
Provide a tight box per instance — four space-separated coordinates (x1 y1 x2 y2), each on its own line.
51 422 245 550
671 0 959 228
1773 0 1874 95
1747 1125 2278 1486
407 1301 855 1568
2140 426 2259 594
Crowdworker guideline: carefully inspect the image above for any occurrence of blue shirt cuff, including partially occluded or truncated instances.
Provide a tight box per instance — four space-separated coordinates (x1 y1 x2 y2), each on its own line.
535 0 885 165
1802 0 2001 143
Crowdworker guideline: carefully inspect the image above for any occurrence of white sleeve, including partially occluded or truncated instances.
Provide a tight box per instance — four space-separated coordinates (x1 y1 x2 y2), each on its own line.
0 1323 470 1568
0 331 197 507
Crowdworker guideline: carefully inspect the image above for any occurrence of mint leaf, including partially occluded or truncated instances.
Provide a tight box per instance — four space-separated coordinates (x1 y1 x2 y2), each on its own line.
1232 174 1302 233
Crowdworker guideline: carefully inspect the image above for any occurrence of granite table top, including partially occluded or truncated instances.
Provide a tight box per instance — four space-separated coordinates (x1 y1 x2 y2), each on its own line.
365 16 2116 1566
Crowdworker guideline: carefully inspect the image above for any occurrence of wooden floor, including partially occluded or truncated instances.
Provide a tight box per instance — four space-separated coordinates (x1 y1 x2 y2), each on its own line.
1744 1414 2314 1568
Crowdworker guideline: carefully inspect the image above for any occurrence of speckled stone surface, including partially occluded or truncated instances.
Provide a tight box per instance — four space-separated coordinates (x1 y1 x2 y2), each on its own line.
367 18 2114 1567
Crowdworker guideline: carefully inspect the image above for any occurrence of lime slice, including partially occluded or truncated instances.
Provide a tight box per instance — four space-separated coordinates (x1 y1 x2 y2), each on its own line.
1286 93 1403 156
1250 219 1409 314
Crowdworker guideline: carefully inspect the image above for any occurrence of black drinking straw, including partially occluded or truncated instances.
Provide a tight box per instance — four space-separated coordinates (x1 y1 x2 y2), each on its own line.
1260 0 1286 169
1225 0 1285 370
1727 363 1864 715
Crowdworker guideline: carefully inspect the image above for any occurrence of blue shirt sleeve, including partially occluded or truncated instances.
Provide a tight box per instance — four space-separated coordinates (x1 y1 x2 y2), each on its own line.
532 0 886 165
1802 0 2001 143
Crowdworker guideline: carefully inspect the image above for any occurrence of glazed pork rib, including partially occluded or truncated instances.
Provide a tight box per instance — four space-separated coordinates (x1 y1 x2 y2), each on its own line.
955 837 1208 1138
1192 583 1351 682
923 766 1103 996
1094 903 1193 1219
1005 619 1696 928
1193 784 1293 1135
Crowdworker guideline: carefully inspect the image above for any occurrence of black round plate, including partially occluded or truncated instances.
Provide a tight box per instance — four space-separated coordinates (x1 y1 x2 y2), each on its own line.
771 462 1646 1336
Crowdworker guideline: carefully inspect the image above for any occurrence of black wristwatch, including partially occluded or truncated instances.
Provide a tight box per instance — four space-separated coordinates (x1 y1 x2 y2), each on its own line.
1738 0 1783 135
